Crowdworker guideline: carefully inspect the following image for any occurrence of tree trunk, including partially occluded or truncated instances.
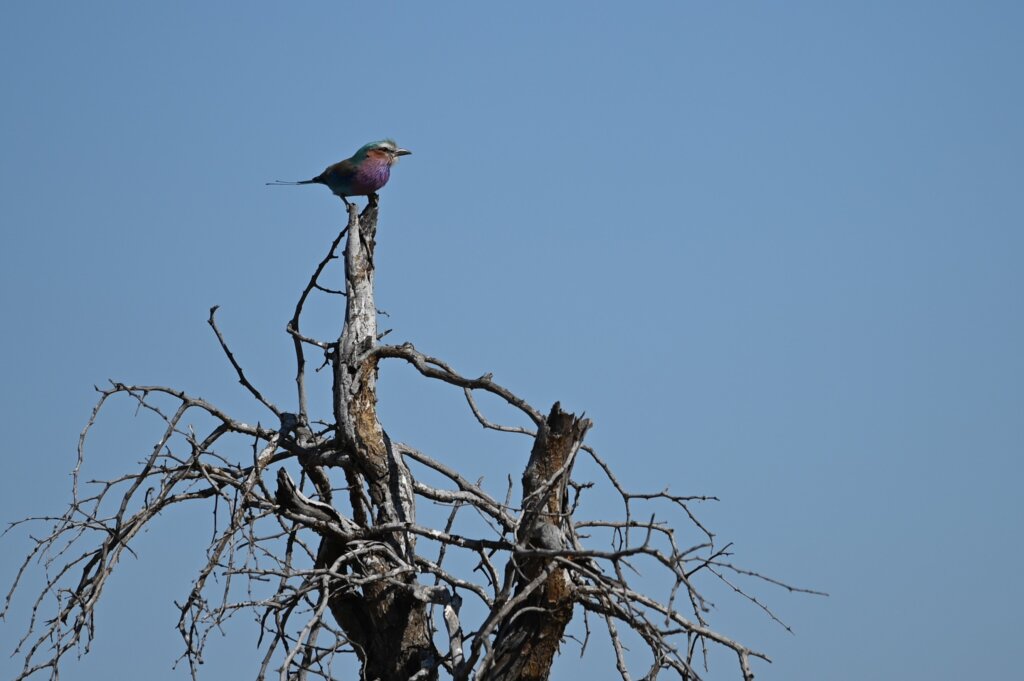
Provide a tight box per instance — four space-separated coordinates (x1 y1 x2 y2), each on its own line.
481 403 592 681
321 202 437 680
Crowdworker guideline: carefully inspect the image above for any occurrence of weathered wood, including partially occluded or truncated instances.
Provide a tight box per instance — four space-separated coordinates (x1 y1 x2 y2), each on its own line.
321 202 437 681
482 402 592 681
10 195 788 681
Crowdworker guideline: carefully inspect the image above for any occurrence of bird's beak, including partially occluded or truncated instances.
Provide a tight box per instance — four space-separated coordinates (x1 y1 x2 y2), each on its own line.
394 148 412 156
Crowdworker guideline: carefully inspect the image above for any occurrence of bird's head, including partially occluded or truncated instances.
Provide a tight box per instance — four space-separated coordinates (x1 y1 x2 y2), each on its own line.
358 139 412 165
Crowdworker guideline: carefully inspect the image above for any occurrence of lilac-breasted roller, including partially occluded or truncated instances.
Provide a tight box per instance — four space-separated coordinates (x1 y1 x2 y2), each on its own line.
267 139 411 205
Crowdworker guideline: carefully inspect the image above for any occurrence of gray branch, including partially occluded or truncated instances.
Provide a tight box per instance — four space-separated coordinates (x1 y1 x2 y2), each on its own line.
4 198 823 681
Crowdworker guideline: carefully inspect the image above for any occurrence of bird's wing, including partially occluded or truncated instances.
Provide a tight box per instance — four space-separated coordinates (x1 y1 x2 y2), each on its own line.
315 158 359 186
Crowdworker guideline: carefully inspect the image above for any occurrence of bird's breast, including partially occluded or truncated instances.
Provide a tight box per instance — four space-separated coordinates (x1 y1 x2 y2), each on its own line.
352 160 392 193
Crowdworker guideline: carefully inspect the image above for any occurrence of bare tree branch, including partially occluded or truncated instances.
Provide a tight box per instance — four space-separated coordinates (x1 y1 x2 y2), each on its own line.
4 199 824 681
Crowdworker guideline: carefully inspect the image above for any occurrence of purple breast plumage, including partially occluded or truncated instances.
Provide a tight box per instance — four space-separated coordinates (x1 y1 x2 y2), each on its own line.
351 159 392 195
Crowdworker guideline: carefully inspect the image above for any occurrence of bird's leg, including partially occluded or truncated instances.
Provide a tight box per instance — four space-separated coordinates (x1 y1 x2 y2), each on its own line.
340 196 351 207
368 192 379 207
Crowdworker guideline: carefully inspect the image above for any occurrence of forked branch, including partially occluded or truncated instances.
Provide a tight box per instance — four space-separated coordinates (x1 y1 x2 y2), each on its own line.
4 201 823 681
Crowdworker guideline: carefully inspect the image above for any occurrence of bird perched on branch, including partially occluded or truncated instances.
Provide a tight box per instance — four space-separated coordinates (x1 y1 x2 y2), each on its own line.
267 139 411 205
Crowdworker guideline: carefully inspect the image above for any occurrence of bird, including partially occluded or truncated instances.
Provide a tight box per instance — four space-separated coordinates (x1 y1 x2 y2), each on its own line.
267 139 411 205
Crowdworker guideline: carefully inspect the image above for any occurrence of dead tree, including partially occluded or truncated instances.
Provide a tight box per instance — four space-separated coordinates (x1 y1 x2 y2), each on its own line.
4 201 823 681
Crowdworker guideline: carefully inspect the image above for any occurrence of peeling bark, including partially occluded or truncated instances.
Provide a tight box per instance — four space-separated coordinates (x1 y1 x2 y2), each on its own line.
322 202 436 681
482 403 592 681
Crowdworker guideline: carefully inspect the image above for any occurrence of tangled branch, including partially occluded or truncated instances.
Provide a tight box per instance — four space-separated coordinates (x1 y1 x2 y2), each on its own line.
4 202 824 681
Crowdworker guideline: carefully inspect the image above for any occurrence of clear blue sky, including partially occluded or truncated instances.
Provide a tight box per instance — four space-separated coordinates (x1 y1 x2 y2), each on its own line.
2 2 1022 679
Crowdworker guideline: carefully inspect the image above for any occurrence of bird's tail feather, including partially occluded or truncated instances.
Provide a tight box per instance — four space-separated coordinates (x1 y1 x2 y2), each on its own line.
266 179 318 186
